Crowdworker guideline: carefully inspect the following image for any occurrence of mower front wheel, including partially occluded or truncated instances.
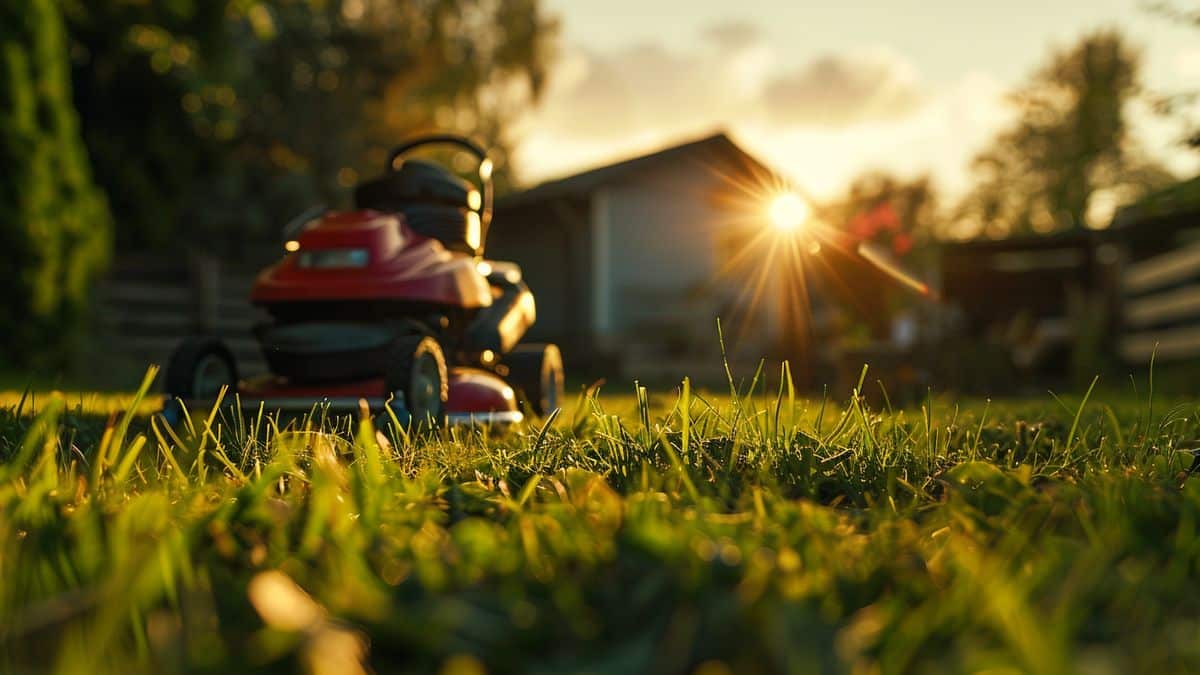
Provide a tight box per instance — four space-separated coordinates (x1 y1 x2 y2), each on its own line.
505 343 564 417
385 335 448 427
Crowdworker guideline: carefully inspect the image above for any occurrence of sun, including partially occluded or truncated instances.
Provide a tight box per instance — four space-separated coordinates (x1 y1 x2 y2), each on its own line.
768 193 810 232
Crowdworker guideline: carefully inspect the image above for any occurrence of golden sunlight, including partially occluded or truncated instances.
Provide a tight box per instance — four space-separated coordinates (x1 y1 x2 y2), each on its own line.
768 193 810 233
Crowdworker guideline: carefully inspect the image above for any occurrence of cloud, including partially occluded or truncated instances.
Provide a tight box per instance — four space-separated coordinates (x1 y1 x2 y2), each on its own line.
511 21 775 179
527 30 924 150
529 24 771 143
1174 46 1200 78
512 23 1006 199
736 71 1009 198
702 20 763 50
762 50 926 127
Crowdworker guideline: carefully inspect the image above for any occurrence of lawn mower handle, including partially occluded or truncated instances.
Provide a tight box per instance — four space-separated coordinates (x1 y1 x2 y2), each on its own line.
387 134 494 245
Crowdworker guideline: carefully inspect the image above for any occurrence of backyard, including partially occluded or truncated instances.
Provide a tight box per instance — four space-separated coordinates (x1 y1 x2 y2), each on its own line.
2 366 1199 673
6 1 1200 672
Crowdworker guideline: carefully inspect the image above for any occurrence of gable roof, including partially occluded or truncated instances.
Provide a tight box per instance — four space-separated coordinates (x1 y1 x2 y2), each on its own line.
498 132 779 208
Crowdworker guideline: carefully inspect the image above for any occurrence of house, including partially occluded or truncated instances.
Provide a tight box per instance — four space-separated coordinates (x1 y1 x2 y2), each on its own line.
489 132 829 379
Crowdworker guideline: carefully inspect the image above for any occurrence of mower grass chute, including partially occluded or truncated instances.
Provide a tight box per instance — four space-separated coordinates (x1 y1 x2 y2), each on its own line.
164 134 564 428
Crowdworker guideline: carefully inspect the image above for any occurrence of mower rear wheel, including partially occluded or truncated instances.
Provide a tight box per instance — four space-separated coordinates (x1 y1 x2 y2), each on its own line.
505 343 564 417
165 337 239 401
385 335 448 427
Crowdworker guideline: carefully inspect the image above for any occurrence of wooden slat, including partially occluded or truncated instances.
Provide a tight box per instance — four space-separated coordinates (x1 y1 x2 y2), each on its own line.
1124 285 1200 328
1120 325 1200 363
104 335 266 375
104 334 261 354
101 280 258 307
216 315 261 332
95 258 278 382
988 248 1085 273
215 299 265 317
100 282 192 305
1124 241 1200 294
97 310 258 335
96 309 196 334
221 275 262 290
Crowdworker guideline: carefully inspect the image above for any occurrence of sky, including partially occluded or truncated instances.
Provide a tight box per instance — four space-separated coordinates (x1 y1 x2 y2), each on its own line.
511 0 1200 199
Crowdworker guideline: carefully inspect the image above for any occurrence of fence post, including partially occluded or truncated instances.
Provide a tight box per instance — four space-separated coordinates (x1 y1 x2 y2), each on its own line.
191 253 220 334
1096 243 1125 346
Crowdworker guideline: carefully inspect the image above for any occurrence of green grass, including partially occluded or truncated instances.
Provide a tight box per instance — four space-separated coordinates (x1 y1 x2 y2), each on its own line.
2 365 1200 674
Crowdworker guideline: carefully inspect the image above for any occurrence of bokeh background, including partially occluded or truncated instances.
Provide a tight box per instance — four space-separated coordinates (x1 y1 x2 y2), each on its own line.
3 0 1200 392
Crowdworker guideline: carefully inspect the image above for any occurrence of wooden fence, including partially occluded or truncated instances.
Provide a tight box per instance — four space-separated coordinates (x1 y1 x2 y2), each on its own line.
1120 240 1200 363
95 254 269 381
91 238 1200 384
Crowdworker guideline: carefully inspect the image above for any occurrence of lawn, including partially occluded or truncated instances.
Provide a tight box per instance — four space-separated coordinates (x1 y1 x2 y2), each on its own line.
2 365 1199 674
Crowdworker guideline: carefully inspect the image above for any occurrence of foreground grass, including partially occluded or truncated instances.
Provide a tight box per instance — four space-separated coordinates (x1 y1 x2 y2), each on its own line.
1 367 1200 674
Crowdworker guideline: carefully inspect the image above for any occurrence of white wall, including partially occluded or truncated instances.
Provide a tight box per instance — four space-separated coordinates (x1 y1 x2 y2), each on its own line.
593 163 772 358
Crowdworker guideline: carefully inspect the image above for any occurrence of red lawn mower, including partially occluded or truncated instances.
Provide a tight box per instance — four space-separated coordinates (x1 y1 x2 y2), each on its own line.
163 134 564 427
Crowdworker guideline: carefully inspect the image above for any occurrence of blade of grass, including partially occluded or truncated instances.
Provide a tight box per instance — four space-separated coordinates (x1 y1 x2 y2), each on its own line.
1066 375 1099 451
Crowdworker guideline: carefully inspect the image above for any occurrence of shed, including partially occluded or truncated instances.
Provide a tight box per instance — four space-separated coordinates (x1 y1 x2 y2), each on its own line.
489 133 816 378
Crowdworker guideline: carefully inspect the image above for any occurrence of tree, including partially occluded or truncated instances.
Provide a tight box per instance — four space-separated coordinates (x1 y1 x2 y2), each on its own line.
955 30 1174 238
61 0 236 249
63 0 558 251
0 0 112 366
833 171 940 244
1147 2 1200 150
822 172 940 337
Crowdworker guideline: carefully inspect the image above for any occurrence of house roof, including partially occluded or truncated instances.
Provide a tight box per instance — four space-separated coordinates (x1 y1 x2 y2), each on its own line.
497 132 779 208
1112 175 1200 229
938 228 1103 253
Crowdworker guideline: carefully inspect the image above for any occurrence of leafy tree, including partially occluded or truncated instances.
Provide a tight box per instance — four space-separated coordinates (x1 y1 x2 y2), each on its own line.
63 0 558 251
955 30 1174 238
1147 2 1200 150
833 171 940 244
822 172 939 338
0 0 112 366
61 0 236 249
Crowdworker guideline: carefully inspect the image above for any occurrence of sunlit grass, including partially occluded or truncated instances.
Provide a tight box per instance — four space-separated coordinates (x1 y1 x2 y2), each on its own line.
1 364 1199 673
0 390 161 417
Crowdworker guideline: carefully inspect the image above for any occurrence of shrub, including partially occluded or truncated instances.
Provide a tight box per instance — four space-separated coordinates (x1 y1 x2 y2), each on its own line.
0 0 112 366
